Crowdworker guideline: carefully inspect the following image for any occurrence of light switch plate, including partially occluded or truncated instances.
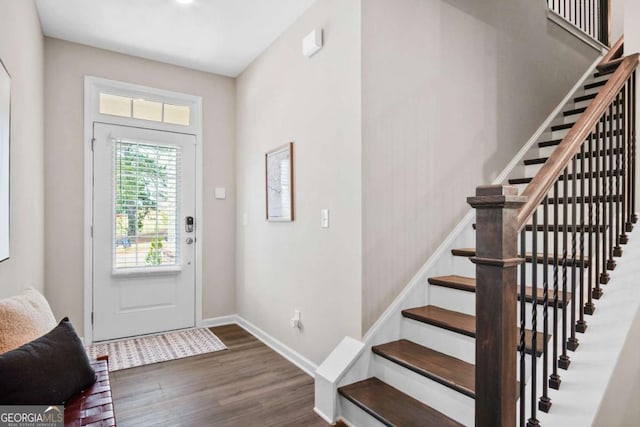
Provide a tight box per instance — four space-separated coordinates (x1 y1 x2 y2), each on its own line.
321 209 329 228
303 29 323 57
215 187 226 199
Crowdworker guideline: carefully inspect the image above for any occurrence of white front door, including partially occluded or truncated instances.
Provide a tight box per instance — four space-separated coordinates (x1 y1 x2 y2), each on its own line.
92 123 196 341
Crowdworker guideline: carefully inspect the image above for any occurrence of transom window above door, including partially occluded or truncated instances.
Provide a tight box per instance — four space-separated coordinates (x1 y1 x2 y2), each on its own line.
99 93 191 126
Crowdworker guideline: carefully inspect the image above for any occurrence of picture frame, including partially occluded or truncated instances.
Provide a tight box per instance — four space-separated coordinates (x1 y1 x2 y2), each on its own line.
265 142 294 221
0 58 10 262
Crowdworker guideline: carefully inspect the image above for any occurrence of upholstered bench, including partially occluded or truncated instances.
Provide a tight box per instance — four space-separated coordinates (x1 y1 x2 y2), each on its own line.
0 289 117 426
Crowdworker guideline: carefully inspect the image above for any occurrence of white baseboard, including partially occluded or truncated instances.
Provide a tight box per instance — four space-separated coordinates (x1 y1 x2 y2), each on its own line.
313 407 334 424
235 316 318 378
201 314 318 378
200 314 239 328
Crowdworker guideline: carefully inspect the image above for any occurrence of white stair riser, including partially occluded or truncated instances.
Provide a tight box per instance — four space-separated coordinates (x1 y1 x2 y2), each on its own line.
573 99 594 109
401 317 475 364
373 355 475 426
590 74 610 84
428 285 475 316
339 397 388 427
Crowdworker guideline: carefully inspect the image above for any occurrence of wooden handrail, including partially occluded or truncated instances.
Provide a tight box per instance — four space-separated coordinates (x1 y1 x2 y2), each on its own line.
598 35 624 70
516 53 639 229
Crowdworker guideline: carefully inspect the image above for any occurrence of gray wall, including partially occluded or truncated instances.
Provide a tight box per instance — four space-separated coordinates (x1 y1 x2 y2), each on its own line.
0 1 45 298
236 0 362 364
361 0 599 332
611 0 624 43
44 38 236 335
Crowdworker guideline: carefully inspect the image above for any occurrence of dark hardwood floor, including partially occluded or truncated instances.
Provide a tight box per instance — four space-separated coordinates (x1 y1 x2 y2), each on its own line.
110 324 330 427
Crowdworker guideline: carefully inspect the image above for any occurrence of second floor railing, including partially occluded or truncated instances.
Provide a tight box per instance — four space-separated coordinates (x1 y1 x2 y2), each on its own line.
547 0 610 46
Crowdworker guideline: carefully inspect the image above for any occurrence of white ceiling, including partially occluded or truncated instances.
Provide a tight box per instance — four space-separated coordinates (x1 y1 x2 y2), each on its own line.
35 0 316 77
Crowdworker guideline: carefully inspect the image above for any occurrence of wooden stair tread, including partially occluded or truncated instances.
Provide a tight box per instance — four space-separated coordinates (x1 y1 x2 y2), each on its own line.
474 222 607 233
402 305 548 356
584 79 607 90
538 138 563 148
523 147 624 166
372 340 475 398
522 224 607 233
338 377 464 427
428 275 571 306
596 57 624 73
403 305 474 337
564 106 587 117
575 92 596 102
452 248 590 267
551 122 574 132
428 275 476 292
509 169 623 185
547 194 623 204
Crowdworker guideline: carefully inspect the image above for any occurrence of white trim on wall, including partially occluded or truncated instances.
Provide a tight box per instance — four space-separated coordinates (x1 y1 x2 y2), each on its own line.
201 315 319 378
83 76 203 344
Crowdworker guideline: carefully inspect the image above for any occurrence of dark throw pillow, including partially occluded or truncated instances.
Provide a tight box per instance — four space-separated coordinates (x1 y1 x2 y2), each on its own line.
0 317 96 404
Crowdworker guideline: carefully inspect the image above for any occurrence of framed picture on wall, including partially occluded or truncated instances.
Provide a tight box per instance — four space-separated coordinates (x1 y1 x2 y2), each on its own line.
0 59 10 262
265 142 294 221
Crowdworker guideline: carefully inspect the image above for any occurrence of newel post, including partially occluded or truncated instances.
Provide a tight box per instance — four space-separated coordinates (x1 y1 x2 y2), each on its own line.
467 185 526 427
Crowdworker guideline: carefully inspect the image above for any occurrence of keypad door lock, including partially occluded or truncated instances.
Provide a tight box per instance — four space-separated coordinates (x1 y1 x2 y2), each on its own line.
185 216 194 233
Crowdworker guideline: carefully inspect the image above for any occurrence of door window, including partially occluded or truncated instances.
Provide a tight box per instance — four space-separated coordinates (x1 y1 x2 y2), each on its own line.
113 139 181 270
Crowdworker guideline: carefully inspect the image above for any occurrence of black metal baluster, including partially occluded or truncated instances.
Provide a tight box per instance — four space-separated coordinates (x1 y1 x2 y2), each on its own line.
540 198 552 412
559 167 570 370
577 140 587 332
632 71 637 225
601 107 611 285
568 155 579 351
520 228 527 427
527 212 540 427
550 180 561 389
607 102 616 271
621 81 629 245
594 117 604 299
585 133 596 315
614 89 623 257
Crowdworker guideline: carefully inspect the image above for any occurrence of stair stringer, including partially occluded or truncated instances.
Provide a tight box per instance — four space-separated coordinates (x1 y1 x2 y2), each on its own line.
314 53 606 425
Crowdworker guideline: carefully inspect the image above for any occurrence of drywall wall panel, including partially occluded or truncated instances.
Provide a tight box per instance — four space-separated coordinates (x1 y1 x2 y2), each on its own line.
0 0 45 298
361 0 598 332
236 0 361 364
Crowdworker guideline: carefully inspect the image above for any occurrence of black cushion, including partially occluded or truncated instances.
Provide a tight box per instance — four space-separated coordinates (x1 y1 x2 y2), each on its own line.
0 317 96 404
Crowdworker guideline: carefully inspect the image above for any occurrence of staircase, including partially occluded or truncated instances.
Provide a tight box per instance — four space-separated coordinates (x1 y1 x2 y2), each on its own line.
333 43 639 426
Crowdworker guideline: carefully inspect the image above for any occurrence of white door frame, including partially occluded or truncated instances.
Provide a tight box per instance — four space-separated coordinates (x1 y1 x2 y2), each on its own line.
83 76 203 344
